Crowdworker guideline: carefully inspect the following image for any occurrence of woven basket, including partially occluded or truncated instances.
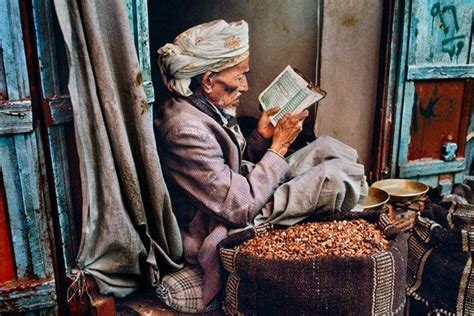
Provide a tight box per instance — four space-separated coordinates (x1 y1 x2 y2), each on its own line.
407 202 474 315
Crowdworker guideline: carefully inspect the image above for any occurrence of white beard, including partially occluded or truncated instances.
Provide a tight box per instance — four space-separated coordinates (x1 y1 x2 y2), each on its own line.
222 106 237 117
218 91 241 117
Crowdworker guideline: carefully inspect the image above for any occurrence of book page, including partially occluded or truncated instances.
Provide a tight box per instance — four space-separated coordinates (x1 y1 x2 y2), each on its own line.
259 66 325 125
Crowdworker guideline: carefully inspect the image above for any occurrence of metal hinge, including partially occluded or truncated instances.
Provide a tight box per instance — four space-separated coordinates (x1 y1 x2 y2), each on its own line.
0 110 28 119
0 100 33 135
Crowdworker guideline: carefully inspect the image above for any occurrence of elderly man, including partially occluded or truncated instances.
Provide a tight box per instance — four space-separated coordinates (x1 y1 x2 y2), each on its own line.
155 20 366 310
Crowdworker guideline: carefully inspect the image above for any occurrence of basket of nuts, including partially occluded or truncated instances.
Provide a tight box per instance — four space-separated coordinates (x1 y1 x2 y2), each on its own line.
218 211 407 315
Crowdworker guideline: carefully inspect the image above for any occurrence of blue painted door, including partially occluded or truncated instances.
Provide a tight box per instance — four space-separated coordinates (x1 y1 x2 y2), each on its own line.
387 0 474 189
0 0 57 313
0 0 155 314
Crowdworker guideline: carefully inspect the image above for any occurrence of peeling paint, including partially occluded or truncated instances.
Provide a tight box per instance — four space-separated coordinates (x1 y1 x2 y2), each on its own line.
0 278 56 313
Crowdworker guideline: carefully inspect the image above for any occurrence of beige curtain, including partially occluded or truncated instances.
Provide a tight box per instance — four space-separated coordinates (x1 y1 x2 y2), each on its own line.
54 0 183 296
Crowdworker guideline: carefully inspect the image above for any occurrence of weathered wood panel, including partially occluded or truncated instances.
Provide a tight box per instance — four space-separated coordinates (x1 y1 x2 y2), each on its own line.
409 0 474 66
0 0 30 100
467 112 474 174
45 96 73 126
0 135 33 278
389 0 413 178
46 126 75 272
397 81 416 167
0 1 156 313
408 80 466 160
23 307 56 316
386 0 474 188
31 0 60 97
399 158 466 178
31 0 76 275
31 0 72 127
126 0 155 104
15 133 54 279
0 47 7 101
454 171 465 183
0 0 63 314
0 278 56 313
459 80 474 174
0 132 55 281
408 64 474 79
417 174 439 188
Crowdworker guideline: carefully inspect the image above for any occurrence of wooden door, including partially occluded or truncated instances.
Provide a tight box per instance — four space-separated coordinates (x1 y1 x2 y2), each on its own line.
0 0 155 314
0 0 56 313
375 0 474 190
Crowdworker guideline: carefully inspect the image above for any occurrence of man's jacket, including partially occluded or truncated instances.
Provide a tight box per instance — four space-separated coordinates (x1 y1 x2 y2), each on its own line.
154 96 290 303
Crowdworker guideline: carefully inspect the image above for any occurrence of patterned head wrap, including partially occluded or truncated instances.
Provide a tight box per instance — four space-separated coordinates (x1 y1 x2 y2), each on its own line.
157 20 249 97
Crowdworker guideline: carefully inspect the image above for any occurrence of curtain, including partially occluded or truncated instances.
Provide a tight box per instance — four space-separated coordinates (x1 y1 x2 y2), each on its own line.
54 0 183 297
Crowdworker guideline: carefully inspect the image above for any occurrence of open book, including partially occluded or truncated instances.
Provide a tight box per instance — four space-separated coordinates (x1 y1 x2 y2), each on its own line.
259 65 326 125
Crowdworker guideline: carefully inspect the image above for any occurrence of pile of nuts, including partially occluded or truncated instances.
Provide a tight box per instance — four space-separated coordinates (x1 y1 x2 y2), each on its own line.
238 219 389 259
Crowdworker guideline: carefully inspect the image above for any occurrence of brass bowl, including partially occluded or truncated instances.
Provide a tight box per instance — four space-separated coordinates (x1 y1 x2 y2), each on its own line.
371 179 429 203
363 187 390 210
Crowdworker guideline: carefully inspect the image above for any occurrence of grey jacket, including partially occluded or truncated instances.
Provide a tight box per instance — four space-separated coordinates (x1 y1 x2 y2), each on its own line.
154 96 290 304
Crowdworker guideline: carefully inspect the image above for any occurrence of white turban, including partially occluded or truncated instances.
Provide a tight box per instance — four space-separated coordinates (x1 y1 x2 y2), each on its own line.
158 20 250 97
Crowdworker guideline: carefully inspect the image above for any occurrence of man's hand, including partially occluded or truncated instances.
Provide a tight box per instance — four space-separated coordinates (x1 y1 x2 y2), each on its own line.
270 110 309 156
257 106 280 139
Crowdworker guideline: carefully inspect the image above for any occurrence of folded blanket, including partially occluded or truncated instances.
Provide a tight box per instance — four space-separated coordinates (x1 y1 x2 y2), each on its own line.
233 135 368 231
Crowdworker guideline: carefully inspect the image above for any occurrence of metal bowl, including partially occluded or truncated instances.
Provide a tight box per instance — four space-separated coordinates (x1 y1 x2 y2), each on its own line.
371 179 429 203
363 187 390 210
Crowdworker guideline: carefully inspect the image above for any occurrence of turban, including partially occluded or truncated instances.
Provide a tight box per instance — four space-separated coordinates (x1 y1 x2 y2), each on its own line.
158 20 249 97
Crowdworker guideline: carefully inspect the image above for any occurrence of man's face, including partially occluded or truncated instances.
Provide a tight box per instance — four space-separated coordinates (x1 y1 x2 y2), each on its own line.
206 58 249 115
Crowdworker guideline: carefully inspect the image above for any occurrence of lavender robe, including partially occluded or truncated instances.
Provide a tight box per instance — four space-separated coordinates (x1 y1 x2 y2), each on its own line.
154 96 291 305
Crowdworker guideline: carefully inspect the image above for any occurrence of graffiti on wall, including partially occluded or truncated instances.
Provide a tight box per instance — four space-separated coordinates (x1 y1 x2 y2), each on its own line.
412 85 456 134
409 81 464 161
430 2 467 61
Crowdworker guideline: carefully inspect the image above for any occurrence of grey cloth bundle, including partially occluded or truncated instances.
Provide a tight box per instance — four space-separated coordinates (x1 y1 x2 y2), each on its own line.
234 135 368 231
